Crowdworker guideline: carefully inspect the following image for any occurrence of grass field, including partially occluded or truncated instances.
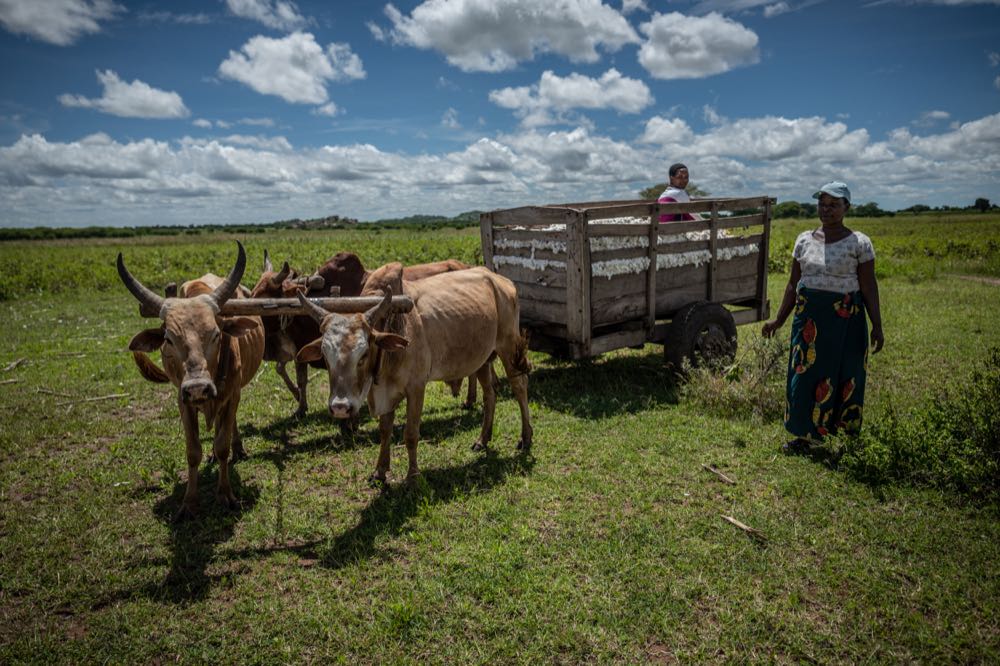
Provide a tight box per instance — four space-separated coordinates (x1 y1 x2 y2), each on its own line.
1 213 999 663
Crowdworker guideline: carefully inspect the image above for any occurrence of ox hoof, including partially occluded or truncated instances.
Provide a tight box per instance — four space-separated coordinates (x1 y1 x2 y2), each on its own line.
217 492 240 511
516 439 532 451
172 505 197 524
461 401 475 411
367 474 388 490
293 407 307 419
471 440 489 452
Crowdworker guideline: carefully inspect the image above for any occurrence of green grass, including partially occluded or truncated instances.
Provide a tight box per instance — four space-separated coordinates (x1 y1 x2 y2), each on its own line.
1 216 999 663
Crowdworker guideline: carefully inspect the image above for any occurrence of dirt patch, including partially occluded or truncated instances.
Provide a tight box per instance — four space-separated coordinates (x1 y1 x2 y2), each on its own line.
951 274 1000 286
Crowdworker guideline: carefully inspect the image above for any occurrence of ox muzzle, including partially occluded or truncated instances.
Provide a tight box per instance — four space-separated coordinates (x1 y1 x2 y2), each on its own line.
181 378 218 404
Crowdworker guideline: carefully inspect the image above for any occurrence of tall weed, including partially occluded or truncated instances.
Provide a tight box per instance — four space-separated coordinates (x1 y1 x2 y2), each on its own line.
679 333 787 422
840 347 1000 501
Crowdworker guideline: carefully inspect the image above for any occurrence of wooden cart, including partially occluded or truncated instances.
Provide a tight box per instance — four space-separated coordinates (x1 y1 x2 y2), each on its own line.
480 196 774 366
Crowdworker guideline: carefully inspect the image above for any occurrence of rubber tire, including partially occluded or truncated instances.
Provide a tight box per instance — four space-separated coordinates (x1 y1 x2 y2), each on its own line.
664 301 737 372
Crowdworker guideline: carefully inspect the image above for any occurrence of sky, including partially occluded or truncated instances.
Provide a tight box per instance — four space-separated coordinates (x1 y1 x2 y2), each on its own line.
0 0 998 227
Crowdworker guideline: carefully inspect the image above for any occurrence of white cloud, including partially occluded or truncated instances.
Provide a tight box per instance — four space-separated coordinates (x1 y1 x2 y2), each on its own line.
382 0 639 72
224 0 308 31
58 70 189 119
441 107 461 129
638 12 760 79
621 0 648 13
703 105 726 125
367 20 386 41
864 1 1000 7
990 51 1000 67
193 118 213 128
913 110 951 126
763 2 791 17
313 103 339 117
138 11 212 25
0 0 122 46
490 69 653 126
218 32 364 104
2 111 998 226
995 75 1000 90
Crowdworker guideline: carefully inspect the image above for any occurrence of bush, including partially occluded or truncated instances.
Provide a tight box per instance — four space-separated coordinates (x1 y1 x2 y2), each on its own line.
679 333 787 422
840 347 1000 501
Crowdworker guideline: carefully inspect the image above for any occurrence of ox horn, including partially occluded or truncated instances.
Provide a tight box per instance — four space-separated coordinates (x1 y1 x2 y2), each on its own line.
210 241 247 306
263 249 273 273
296 291 329 324
364 286 393 328
271 261 291 287
117 252 165 316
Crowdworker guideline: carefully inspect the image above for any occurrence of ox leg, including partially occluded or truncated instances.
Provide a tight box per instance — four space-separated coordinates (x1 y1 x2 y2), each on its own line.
177 402 202 522
403 387 425 480
369 411 395 487
294 361 309 417
471 362 497 452
212 397 240 511
463 371 479 410
275 361 301 404
498 358 533 451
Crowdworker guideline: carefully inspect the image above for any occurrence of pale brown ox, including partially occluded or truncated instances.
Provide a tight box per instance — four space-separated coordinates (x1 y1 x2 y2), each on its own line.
119 242 264 521
296 263 533 484
251 251 480 418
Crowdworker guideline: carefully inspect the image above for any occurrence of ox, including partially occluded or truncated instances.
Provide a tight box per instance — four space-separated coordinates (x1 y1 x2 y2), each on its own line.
119 242 264 521
250 251 478 418
296 263 533 484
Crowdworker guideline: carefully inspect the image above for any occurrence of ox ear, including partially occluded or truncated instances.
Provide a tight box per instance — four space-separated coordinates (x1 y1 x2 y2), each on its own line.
297 339 324 363
129 328 165 352
221 316 259 338
372 331 409 352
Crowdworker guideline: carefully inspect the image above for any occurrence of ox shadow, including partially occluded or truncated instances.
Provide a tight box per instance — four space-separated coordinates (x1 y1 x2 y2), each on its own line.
317 449 535 570
526 352 679 419
135 467 261 603
239 410 374 464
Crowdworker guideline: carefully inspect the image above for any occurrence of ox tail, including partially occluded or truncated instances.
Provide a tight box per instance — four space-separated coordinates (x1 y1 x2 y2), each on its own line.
512 329 531 376
132 351 170 383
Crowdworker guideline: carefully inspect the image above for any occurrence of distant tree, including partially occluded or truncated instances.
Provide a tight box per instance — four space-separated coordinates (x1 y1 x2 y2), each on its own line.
773 201 803 219
974 198 991 212
639 182 709 199
900 204 931 214
850 201 894 218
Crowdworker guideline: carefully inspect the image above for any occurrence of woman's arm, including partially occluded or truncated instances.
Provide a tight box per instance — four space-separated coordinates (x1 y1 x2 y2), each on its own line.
761 259 802 337
858 259 884 353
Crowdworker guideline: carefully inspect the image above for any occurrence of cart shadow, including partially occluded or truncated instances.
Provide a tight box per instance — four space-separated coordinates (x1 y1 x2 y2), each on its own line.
527 351 679 419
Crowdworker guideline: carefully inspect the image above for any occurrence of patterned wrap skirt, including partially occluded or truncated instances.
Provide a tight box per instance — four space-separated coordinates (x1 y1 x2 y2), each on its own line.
784 287 869 441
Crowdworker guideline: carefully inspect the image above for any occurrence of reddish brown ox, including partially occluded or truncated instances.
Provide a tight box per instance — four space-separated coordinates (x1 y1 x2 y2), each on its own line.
119 242 264 522
296 263 533 484
250 251 478 417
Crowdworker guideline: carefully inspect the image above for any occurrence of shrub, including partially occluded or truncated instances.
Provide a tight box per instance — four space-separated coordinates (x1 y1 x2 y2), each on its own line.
679 333 787 422
840 347 1000 501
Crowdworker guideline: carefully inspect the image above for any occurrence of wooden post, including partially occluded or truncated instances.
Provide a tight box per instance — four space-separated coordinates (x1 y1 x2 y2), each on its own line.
564 209 592 357
480 212 495 271
757 197 773 321
646 206 658 331
708 201 719 301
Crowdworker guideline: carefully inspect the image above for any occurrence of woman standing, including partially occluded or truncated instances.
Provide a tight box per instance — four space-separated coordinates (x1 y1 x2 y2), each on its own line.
762 182 884 452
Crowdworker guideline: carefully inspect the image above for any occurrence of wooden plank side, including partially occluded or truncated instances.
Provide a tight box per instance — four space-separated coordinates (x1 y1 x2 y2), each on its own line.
490 206 570 227
480 212 494 271
492 263 567 289
590 245 650 263
708 201 719 302
646 213 658 332
518 298 567 326
591 272 646 302
493 228 568 244
589 329 649 355
757 198 772 321
563 211 591 350
591 292 647 326
492 246 567 262
509 281 567 304
658 234 763 254
586 223 651 237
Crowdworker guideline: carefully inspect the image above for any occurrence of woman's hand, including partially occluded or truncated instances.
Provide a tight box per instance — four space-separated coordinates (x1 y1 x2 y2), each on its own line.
870 326 884 353
761 320 781 338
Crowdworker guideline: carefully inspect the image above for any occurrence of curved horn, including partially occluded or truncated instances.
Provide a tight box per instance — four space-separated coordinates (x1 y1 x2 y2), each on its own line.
271 261 290 286
263 249 273 273
364 286 393 328
210 241 247 306
117 252 165 315
297 291 329 324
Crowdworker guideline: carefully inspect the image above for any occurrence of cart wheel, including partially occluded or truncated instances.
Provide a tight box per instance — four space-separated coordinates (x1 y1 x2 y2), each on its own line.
664 301 737 372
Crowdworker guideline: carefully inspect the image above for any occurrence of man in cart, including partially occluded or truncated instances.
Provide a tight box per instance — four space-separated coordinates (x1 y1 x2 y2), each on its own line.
657 163 703 223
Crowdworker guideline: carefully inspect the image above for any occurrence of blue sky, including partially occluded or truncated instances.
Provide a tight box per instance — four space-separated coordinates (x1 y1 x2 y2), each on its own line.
0 0 998 227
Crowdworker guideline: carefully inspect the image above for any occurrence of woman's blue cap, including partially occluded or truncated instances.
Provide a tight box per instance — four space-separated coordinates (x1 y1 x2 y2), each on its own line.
812 181 851 203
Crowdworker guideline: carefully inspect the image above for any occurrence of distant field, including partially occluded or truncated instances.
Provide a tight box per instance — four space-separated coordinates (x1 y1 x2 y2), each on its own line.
0 214 998 663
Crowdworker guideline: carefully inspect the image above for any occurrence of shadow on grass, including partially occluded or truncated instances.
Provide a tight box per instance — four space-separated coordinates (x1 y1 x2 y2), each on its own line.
138 465 261 603
318 448 535 570
527 352 679 419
